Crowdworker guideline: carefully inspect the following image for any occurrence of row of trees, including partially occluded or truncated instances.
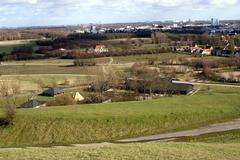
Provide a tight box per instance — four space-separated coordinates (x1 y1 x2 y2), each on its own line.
0 46 40 61
0 31 42 41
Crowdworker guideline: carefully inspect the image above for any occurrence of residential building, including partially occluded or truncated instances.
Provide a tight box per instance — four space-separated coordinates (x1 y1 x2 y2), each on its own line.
94 45 109 53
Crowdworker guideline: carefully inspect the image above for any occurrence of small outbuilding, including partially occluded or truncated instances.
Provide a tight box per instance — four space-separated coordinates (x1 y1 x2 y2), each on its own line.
74 92 85 102
21 99 46 109
41 87 64 97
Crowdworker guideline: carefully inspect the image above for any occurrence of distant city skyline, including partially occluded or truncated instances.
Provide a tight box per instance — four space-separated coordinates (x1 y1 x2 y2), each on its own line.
0 0 239 27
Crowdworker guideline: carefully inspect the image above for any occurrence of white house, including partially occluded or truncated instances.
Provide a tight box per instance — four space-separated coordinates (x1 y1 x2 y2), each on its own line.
201 47 213 56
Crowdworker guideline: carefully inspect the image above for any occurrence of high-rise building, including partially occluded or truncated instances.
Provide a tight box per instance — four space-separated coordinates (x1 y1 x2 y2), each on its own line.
211 18 220 27
90 25 97 34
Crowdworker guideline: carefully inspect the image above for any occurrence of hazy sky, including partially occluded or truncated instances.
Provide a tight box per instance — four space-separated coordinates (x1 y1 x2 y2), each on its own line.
0 0 239 27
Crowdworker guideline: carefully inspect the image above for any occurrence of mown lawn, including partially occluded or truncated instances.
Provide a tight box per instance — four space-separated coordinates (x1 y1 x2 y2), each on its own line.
0 142 240 160
0 87 240 147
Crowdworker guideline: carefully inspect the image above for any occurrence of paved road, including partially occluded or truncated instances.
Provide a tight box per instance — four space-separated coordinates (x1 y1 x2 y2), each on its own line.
115 119 240 143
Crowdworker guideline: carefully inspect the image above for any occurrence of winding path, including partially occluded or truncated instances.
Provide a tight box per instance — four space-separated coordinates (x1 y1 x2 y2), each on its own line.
115 119 240 143
1 119 240 149
173 81 240 88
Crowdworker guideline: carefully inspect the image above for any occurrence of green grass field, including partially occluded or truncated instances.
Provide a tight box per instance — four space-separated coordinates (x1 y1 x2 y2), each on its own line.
0 142 239 160
0 65 103 75
177 129 240 143
0 85 240 148
0 41 39 54
0 74 93 92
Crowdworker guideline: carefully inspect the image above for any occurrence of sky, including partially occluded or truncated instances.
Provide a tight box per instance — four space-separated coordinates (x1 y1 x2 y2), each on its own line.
0 0 239 27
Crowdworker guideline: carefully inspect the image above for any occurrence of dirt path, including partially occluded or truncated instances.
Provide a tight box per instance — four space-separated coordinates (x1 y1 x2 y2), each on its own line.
102 57 114 74
115 119 240 143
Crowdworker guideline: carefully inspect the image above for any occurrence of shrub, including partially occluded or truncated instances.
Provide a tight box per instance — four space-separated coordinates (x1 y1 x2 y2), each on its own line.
202 66 218 80
4 103 16 125
73 59 96 67
63 78 71 86
47 94 76 106
84 94 106 104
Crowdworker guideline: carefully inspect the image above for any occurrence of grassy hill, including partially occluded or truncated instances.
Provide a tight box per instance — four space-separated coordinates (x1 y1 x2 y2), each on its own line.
0 86 240 148
0 40 39 54
177 129 240 143
0 142 239 160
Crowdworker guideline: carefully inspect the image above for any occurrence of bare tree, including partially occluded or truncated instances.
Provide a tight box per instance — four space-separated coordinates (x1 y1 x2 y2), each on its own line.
0 81 19 124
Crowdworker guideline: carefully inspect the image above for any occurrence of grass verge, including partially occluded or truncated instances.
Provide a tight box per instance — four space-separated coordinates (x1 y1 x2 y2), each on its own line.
176 129 240 143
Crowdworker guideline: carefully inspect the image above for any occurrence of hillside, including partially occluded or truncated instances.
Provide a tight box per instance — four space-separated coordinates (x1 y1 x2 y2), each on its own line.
0 142 240 160
0 87 240 147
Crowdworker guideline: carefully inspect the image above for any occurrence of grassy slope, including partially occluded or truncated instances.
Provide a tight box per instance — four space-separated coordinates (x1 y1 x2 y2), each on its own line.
177 129 240 143
0 142 240 160
0 42 39 54
0 86 240 147
0 65 103 75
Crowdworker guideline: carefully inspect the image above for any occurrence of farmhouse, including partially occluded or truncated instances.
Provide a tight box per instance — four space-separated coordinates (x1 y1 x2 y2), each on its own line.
41 87 64 97
21 99 46 109
94 45 109 53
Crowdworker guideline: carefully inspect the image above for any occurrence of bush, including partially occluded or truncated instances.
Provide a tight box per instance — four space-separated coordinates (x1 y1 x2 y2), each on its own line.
203 66 218 80
84 94 106 104
73 59 96 66
47 94 76 106
4 104 16 125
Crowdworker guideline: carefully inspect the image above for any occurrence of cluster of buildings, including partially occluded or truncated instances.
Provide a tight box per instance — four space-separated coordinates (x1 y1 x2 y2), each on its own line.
21 88 85 109
176 44 240 57
73 19 240 35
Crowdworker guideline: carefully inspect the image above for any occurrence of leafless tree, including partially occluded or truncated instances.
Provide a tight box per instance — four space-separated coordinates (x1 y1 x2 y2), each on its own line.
0 81 20 124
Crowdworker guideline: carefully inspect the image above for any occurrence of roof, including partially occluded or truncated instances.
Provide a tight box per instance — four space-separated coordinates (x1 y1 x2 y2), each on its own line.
21 99 45 108
74 92 84 101
42 87 64 96
95 45 107 49
170 82 194 93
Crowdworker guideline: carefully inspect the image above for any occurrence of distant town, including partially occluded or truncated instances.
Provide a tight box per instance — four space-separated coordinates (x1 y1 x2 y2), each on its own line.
71 19 240 35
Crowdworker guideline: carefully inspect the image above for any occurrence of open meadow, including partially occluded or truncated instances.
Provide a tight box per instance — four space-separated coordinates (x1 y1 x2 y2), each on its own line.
0 39 39 54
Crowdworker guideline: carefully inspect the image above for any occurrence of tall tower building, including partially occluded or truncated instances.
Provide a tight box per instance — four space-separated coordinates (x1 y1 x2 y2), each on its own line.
211 18 220 27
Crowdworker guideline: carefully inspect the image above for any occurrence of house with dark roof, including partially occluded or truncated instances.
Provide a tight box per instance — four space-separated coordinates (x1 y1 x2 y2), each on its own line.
21 99 46 109
41 87 64 97
126 78 194 95
169 82 194 95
